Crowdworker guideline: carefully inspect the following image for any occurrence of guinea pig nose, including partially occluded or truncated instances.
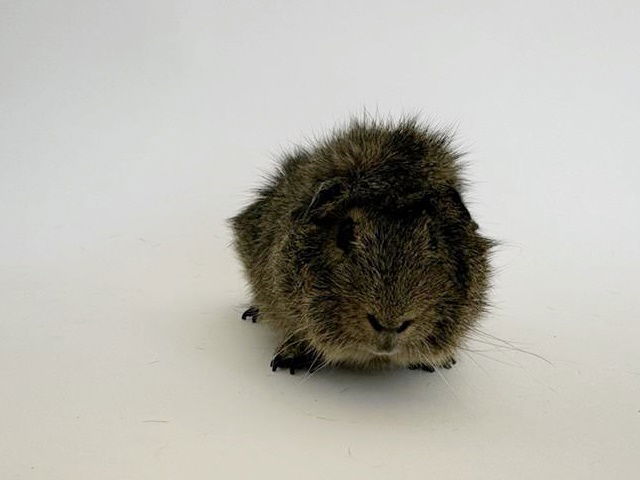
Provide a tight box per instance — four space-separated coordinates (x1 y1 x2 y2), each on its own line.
367 314 384 332
367 315 413 334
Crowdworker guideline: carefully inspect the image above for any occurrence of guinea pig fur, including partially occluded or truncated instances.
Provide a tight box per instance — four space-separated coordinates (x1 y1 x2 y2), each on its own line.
231 118 493 374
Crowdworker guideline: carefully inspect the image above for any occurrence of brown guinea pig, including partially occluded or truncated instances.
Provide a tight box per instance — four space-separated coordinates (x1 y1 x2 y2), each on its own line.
231 118 493 374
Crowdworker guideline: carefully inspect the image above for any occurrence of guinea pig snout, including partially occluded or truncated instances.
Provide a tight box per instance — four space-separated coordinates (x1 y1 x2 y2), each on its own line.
366 314 414 355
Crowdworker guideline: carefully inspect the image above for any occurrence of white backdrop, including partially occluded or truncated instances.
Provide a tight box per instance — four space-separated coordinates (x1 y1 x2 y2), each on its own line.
1 1 639 479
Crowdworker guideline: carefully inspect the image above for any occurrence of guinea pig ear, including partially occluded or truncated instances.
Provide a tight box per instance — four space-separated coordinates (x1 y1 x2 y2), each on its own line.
293 178 346 223
440 186 478 230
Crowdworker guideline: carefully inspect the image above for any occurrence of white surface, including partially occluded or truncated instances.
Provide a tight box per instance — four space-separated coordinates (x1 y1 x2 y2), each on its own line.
1 1 639 479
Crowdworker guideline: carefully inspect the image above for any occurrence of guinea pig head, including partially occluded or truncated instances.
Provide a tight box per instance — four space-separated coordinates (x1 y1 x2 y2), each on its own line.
291 178 492 367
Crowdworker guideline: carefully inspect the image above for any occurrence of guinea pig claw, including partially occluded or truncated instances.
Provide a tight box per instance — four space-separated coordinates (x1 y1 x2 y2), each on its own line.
408 363 435 372
241 306 259 323
440 357 457 369
270 354 293 373
408 358 456 372
270 349 321 375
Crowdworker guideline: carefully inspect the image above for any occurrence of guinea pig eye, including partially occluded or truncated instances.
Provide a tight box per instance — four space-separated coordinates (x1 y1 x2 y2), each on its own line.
336 217 356 253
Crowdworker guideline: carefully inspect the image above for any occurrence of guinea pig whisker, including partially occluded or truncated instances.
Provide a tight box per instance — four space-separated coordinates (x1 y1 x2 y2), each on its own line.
424 344 458 399
459 349 490 376
298 355 330 384
273 333 311 357
465 331 553 366
464 350 526 368
468 328 529 348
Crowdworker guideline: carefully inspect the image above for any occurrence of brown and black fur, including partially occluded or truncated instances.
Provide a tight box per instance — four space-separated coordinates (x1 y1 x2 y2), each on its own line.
231 117 493 374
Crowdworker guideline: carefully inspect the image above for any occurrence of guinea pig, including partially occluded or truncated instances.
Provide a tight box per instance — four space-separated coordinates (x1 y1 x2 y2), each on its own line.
231 118 493 374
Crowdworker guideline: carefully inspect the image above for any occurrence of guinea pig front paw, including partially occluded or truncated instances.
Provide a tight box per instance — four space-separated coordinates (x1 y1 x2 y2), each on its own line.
408 364 436 372
241 306 260 323
439 357 457 369
408 357 456 372
270 344 323 375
